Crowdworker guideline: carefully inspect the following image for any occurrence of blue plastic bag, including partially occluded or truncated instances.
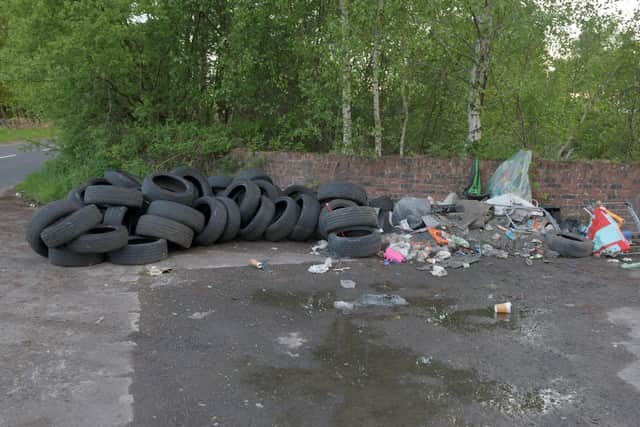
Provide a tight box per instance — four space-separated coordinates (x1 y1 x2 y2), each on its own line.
487 150 532 201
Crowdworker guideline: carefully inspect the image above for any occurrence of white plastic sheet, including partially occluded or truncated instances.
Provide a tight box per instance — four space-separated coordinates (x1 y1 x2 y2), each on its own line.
487 150 532 201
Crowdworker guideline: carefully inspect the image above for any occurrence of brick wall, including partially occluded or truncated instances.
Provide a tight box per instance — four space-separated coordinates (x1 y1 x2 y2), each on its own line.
238 150 640 211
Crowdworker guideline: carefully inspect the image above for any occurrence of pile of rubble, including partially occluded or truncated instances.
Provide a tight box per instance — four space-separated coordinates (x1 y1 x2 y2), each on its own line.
370 192 636 275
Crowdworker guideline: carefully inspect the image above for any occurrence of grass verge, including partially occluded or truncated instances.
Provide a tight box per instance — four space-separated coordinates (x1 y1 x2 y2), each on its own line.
0 127 55 143
17 160 73 203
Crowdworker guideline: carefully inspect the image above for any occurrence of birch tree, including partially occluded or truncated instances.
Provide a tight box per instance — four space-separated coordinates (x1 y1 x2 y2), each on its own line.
339 0 352 153
371 0 383 156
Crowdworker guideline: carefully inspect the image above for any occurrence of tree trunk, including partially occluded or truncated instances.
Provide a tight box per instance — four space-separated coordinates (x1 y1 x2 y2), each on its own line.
467 4 492 150
372 0 383 157
339 0 352 153
399 59 409 157
514 93 527 148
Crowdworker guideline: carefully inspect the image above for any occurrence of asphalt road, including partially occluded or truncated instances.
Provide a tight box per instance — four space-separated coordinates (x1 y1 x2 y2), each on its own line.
0 142 52 190
1 195 640 426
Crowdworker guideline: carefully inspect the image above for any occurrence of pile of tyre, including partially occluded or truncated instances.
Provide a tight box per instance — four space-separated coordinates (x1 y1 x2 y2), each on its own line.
316 182 382 258
26 166 381 267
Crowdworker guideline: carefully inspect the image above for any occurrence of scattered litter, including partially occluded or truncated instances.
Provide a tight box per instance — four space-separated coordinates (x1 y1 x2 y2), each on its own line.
482 244 509 259
334 301 355 312
392 197 432 229
275 332 307 357
439 257 480 269
431 265 448 277
435 250 451 261
450 235 470 248
249 258 264 269
417 356 433 365
354 293 408 307
147 265 172 276
255 403 264 409
333 266 351 272
621 262 640 269
95 316 104 324
622 257 633 262
310 240 328 255
333 293 409 310
188 310 215 320
249 258 273 273
421 214 441 228
486 150 533 200
494 302 512 314
428 227 450 245
340 279 356 289
384 247 406 263
308 257 332 274
588 206 631 256
608 259 621 264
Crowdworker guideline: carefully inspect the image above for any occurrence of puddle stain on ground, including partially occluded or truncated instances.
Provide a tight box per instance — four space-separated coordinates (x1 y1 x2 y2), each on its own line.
246 317 560 426
252 288 524 332
251 289 335 314
405 296 524 332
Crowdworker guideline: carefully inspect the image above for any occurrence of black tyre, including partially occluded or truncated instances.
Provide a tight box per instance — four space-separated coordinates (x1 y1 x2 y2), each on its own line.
136 214 194 248
104 170 141 188
141 172 197 205
545 232 593 258
67 177 110 206
264 196 300 241
238 196 275 241
147 200 206 233
282 184 315 199
253 179 280 201
289 193 320 241
66 225 129 254
102 206 143 233
215 196 241 242
84 185 144 208
368 196 394 211
323 206 379 235
328 226 382 258
48 247 104 267
193 197 228 246
317 181 367 205
171 166 213 198
237 168 273 183
26 199 79 257
221 178 261 226
40 204 103 248
317 199 358 239
207 175 233 193
107 236 168 265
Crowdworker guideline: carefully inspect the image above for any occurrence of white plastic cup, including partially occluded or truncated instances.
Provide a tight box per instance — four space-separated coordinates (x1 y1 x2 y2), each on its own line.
494 302 512 314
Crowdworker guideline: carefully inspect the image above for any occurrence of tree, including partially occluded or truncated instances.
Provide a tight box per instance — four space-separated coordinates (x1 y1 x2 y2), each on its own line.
466 0 493 150
339 0 353 153
371 0 383 156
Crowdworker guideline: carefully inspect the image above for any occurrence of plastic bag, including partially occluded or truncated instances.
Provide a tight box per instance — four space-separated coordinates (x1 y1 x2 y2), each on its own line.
587 207 630 256
487 150 532 201
391 197 432 229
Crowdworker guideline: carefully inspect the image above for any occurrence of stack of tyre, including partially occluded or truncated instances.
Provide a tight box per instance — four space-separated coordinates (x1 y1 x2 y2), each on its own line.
316 182 382 258
25 167 327 267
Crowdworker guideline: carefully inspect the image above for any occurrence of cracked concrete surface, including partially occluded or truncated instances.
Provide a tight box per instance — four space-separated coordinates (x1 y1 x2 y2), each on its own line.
2 194 640 426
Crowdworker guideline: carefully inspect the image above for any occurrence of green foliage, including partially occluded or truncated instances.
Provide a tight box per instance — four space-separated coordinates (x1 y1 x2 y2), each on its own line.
1 0 639 202
0 126 53 143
